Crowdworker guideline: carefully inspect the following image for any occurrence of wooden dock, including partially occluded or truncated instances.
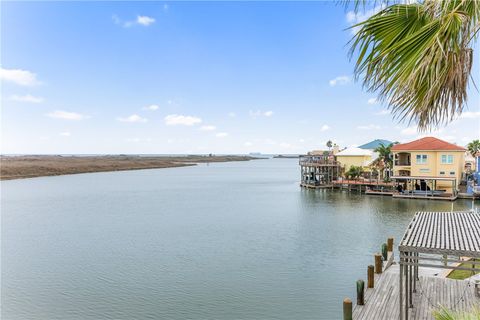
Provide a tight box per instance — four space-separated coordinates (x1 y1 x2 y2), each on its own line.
392 193 457 201
353 270 479 319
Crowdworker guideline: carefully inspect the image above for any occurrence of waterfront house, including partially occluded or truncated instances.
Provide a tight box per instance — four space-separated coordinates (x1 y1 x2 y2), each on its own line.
391 137 466 197
335 146 377 172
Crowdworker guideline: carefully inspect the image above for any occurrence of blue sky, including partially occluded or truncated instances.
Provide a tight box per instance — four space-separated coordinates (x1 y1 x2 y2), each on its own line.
1 1 479 154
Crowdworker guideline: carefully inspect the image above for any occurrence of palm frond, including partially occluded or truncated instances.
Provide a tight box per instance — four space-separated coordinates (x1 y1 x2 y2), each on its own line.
349 0 479 130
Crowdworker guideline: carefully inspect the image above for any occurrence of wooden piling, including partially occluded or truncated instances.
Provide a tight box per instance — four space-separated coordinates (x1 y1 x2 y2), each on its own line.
343 298 352 320
387 237 394 252
375 254 382 274
356 280 365 305
367 265 374 288
381 243 388 260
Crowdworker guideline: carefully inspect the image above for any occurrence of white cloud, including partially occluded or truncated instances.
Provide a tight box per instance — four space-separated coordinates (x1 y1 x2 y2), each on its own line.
320 124 330 132
165 114 202 126
459 111 480 119
367 98 378 105
400 126 418 136
200 125 216 131
117 114 148 123
137 15 155 26
244 141 253 147
264 110 274 117
143 104 159 111
249 110 274 118
357 124 381 130
10 94 44 103
163 4 169 12
47 110 89 121
0 68 41 86
113 14 155 27
329 75 351 87
228 112 236 117
60 132 71 137
375 109 390 116
126 138 141 142
216 132 228 138
346 5 385 35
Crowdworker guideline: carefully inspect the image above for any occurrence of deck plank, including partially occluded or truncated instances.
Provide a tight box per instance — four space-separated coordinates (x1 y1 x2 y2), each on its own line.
352 270 479 319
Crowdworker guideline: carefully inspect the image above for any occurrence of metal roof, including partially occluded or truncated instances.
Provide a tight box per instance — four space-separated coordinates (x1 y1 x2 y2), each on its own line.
358 139 393 150
399 211 480 257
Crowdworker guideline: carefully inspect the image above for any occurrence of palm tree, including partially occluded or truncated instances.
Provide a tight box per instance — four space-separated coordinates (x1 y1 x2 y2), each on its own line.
467 139 480 156
346 165 364 180
374 143 394 180
326 140 333 151
432 306 480 320
349 1 480 130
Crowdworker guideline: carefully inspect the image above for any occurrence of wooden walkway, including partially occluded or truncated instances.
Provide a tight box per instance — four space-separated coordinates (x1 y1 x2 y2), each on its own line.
353 271 479 319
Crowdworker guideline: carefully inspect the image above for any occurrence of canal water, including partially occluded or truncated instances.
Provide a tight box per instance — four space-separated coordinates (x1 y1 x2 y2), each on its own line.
1 158 477 320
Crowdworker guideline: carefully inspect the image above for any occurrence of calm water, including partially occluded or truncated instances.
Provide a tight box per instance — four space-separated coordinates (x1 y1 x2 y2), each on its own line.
1 159 477 320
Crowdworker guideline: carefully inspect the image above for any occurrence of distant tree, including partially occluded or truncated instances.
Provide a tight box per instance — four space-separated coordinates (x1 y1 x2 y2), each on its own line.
326 140 333 151
467 140 480 156
374 143 394 180
346 165 364 180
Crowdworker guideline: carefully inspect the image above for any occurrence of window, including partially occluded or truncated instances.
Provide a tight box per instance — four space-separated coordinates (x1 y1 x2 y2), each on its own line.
440 171 445 175
450 171 455 175
416 154 427 164
441 154 454 164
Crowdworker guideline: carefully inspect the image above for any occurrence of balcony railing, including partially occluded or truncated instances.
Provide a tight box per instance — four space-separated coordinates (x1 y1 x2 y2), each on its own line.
299 156 340 166
394 160 411 166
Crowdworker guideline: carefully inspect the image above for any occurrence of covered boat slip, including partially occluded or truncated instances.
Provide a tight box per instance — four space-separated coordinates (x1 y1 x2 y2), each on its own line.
352 210 480 320
399 211 480 319
392 176 458 201
299 155 341 187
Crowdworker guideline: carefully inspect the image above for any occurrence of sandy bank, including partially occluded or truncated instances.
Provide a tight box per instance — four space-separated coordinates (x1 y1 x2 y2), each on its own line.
0 155 257 180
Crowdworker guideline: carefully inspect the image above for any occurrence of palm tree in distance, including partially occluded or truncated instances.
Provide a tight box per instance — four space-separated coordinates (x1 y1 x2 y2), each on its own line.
326 140 333 152
349 0 479 130
467 139 480 156
374 143 396 181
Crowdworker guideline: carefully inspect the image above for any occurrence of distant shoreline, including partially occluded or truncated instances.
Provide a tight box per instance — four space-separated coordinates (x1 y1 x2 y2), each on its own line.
0 155 257 180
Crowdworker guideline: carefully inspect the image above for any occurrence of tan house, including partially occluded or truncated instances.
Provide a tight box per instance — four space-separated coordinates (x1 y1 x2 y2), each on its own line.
391 137 466 194
336 147 377 172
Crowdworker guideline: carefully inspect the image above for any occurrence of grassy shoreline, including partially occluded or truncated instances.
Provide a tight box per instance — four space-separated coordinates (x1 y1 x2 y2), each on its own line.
0 155 257 180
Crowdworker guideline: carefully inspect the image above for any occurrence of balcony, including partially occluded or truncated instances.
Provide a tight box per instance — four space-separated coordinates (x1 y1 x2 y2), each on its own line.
394 160 411 166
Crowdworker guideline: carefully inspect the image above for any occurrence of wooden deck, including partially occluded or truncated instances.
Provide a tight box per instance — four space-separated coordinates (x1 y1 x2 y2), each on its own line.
392 193 457 201
365 189 395 196
353 271 479 319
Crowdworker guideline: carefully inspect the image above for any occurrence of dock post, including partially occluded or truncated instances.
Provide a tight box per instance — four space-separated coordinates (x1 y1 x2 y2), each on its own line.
367 265 374 288
387 237 394 252
343 298 352 320
382 243 388 260
375 254 382 274
356 280 365 305
399 255 403 320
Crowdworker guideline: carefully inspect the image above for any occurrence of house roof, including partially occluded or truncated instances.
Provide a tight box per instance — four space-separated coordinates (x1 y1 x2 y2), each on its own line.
391 137 466 152
358 139 393 150
336 146 374 156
